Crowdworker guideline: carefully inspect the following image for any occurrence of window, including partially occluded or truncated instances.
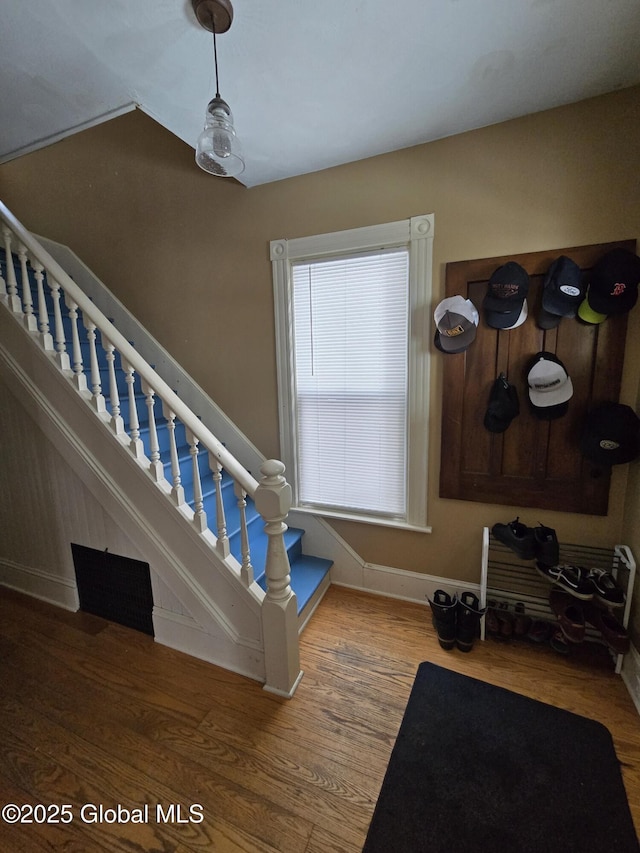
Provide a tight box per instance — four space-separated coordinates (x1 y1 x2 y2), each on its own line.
271 215 433 530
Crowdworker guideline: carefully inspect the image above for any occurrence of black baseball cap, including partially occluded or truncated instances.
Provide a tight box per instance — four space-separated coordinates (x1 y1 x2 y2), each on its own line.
537 255 584 329
585 248 640 316
483 262 530 330
580 402 640 466
484 374 520 433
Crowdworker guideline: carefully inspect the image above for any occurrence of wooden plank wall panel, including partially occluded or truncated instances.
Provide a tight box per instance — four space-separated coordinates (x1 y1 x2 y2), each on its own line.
440 240 635 515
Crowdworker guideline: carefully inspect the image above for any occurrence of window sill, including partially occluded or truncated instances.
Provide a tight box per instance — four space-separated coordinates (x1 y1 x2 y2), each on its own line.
289 504 432 534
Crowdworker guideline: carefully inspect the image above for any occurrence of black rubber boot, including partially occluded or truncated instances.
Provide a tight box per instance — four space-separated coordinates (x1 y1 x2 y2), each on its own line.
428 590 458 650
456 592 486 652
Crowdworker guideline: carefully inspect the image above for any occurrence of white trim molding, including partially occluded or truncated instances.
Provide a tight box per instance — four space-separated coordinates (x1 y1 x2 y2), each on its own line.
271 214 434 530
0 558 79 611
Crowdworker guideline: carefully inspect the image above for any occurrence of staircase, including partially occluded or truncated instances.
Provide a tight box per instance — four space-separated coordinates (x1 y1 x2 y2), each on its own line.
0 202 332 697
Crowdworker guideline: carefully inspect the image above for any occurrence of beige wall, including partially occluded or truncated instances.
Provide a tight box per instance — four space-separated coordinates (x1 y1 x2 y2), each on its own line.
2 87 640 614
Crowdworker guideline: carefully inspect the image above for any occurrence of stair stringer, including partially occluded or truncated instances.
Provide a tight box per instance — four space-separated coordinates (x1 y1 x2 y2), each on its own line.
0 305 268 683
36 234 365 585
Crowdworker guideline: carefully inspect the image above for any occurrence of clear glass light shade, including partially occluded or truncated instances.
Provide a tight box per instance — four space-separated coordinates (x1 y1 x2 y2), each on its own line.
195 96 244 178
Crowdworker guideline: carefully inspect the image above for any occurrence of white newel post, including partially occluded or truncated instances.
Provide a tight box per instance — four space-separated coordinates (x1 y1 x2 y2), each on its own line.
254 460 302 698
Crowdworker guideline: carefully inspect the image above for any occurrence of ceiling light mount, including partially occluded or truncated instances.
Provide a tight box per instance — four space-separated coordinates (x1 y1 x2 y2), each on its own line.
191 0 233 34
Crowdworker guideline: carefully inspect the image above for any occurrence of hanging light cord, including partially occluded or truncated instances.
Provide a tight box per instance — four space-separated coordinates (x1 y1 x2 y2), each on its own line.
211 14 221 98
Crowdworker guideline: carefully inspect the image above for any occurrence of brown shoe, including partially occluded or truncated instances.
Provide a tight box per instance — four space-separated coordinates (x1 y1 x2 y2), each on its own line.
513 602 532 638
549 590 585 643
583 603 630 654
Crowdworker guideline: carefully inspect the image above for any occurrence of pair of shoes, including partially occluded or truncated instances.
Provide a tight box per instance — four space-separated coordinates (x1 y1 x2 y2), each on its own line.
583 602 630 655
491 518 535 559
536 563 594 600
527 619 554 643
427 590 486 653
491 518 559 564
486 600 513 641
549 590 586 643
587 568 626 608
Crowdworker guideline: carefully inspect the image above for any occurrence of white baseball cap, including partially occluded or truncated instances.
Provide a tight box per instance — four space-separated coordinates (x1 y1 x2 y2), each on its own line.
434 296 479 353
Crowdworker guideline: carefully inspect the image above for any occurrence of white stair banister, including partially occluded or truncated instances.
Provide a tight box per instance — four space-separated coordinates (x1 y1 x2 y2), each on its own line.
103 335 124 435
123 358 145 460
212 458 230 558
255 460 302 697
65 295 88 392
234 481 254 586
0 200 317 697
2 225 21 313
32 262 54 351
186 428 207 533
84 319 106 412
0 202 259 499
18 244 37 331
49 275 71 370
142 379 164 481
163 402 186 506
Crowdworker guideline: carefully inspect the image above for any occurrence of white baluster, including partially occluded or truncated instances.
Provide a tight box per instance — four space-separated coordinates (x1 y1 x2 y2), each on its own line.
64 295 88 392
254 460 301 697
2 226 21 312
142 380 164 481
162 402 185 506
18 245 37 331
32 262 53 350
122 358 145 460
212 459 230 558
48 275 70 370
103 335 124 435
84 320 106 411
186 429 207 533
234 480 254 585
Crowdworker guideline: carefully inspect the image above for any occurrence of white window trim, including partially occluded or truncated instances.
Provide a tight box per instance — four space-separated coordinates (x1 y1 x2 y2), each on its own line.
270 214 433 532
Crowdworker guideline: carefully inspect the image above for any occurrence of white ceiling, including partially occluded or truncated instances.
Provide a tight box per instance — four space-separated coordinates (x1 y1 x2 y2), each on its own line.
2 0 640 188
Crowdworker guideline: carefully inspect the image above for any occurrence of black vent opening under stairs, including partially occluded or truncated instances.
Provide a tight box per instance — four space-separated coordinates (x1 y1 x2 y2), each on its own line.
72 543 155 636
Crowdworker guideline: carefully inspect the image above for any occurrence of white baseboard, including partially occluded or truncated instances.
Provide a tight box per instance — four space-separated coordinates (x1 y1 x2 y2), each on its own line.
622 644 640 717
0 558 79 611
334 560 480 606
152 606 265 685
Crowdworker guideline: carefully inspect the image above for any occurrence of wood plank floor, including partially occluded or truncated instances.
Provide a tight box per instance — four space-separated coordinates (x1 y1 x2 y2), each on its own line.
0 584 638 851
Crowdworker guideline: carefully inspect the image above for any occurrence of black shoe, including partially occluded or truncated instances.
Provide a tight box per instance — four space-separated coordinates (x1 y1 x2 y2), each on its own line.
455 591 486 653
427 590 458 650
587 569 625 607
491 517 535 560
533 523 559 567
535 563 594 600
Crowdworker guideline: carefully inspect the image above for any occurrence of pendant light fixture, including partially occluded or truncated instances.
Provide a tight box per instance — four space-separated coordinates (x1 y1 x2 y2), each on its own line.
192 0 244 178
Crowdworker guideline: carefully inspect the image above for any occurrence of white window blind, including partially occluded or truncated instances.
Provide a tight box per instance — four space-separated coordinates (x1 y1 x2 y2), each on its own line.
291 249 409 516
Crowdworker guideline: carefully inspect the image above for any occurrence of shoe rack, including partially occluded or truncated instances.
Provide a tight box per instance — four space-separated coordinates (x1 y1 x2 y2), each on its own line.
479 527 636 674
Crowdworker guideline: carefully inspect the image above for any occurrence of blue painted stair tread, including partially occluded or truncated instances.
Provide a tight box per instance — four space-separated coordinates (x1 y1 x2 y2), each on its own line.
256 553 332 614
2 246 332 613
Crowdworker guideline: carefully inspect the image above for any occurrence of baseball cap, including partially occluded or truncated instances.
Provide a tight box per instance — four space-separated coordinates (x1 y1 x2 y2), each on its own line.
527 351 573 420
578 291 608 325
584 248 640 316
537 255 584 329
484 373 520 433
483 262 530 330
580 402 640 466
434 296 479 353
